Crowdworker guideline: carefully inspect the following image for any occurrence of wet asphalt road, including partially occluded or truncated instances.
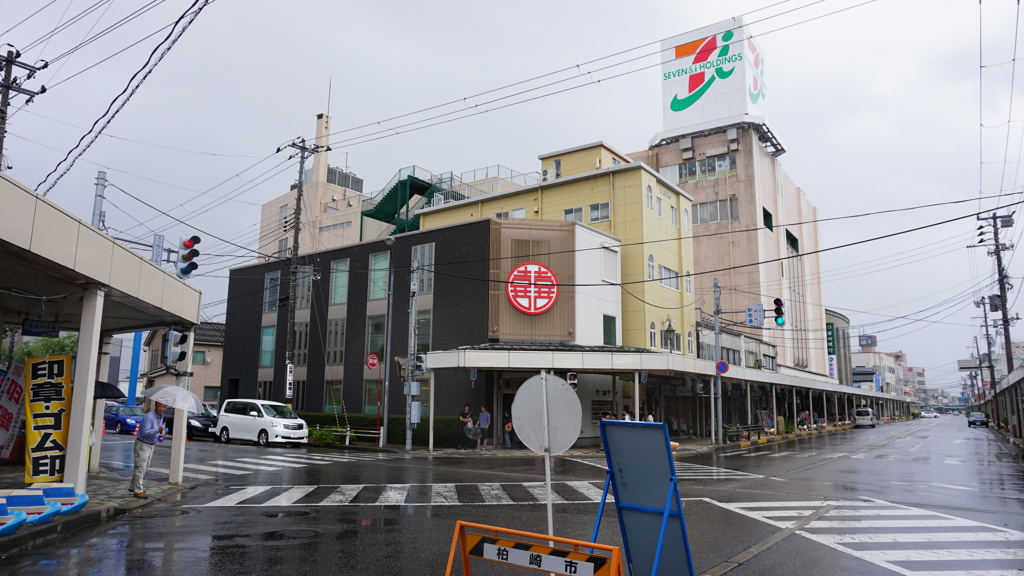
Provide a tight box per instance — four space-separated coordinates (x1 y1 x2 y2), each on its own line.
2 415 1022 576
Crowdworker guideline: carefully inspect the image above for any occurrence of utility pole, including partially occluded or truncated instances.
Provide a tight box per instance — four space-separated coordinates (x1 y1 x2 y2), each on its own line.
405 260 419 451
0 49 47 170
278 137 328 403
91 171 107 229
974 297 998 399
713 278 723 445
978 212 1015 375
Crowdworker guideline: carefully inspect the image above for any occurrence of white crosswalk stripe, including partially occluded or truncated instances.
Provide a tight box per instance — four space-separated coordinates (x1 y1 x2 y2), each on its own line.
568 457 762 480
194 481 612 507
715 498 1024 575
146 466 215 480
158 452 410 479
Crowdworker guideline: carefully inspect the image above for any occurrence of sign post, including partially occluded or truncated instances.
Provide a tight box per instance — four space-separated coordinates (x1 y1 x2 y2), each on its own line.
367 354 381 434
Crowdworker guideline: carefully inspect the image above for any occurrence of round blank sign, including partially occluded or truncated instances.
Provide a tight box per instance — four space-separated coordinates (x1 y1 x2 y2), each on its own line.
511 373 582 455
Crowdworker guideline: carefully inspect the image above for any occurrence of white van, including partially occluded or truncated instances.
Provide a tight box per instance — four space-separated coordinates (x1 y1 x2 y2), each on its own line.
852 407 876 428
215 399 308 446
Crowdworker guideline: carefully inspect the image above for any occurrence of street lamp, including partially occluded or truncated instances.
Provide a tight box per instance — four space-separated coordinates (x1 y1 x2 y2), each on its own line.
380 236 396 447
664 316 676 353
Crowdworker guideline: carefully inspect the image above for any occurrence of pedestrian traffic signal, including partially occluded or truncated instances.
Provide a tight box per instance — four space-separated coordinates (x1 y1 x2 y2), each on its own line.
414 354 427 374
175 235 201 279
163 329 188 366
567 372 578 391
772 297 785 326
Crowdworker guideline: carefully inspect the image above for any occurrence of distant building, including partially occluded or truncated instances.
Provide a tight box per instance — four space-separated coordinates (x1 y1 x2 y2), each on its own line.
144 322 224 407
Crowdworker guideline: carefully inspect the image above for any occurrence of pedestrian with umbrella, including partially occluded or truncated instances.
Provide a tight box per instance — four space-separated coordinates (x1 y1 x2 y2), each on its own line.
129 401 166 499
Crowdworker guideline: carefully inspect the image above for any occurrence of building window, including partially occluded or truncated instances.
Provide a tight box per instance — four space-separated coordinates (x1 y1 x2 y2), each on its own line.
330 259 349 304
683 209 690 231
325 318 346 365
589 202 610 223
763 208 773 232
366 315 386 360
602 246 618 283
603 315 616 346
369 252 390 300
694 198 739 225
260 326 276 368
413 310 432 353
412 243 435 294
646 185 653 210
685 271 692 294
687 331 694 355
203 388 219 403
277 238 288 258
324 380 343 414
658 265 680 291
679 154 737 183
661 330 681 352
656 196 662 218
563 207 583 222
263 271 280 313
292 380 305 411
670 205 679 227
192 350 206 365
294 322 309 367
649 322 657 348
295 266 313 310
319 221 352 233
279 204 288 226
257 381 272 400
496 208 526 219
553 158 562 178
647 255 655 281
148 345 158 372
787 230 799 253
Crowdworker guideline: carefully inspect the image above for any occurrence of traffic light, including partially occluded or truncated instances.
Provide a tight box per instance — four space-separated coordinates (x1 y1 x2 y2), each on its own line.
413 354 427 374
772 297 785 326
567 372 578 391
163 330 188 366
175 235 201 279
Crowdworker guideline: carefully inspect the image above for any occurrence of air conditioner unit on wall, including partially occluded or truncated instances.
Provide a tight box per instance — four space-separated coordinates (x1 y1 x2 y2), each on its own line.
542 169 551 182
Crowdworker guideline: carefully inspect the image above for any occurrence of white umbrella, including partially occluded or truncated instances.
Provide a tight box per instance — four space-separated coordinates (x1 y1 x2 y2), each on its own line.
141 385 203 413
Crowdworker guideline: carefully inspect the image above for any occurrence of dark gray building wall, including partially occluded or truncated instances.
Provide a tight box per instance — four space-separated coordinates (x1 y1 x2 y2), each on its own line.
220 219 493 416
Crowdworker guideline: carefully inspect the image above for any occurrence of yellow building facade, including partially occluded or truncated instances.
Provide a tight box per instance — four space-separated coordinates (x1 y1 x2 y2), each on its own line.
419 142 697 356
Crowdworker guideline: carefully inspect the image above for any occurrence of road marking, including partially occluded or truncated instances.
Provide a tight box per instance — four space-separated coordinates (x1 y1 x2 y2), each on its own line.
376 485 409 505
146 466 215 480
768 451 795 457
431 484 459 504
741 452 771 457
184 463 252 475
931 482 975 491
263 487 318 506
525 482 566 503
207 460 280 471
944 457 965 465
567 481 609 501
236 457 306 468
479 483 513 504
206 486 270 506
321 485 363 505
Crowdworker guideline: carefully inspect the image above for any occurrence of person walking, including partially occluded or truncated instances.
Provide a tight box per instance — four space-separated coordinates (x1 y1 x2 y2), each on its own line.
457 403 473 450
476 406 491 449
502 411 513 449
621 409 633 421
129 401 166 498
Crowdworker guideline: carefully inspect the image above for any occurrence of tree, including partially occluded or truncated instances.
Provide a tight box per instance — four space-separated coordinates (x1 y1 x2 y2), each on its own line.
0 331 79 368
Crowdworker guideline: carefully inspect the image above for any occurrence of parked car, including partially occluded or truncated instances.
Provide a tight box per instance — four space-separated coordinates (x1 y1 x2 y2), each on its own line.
163 407 218 441
921 410 939 418
852 408 876 428
203 402 219 416
967 412 989 427
103 405 146 434
215 399 308 446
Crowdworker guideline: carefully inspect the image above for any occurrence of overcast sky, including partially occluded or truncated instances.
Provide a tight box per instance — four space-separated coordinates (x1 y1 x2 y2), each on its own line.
4 0 1021 393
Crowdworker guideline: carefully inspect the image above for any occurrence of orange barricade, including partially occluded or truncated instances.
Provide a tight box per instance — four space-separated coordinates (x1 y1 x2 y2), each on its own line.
444 520 623 576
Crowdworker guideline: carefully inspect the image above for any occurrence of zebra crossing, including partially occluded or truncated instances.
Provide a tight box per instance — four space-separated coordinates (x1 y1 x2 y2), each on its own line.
715 498 1024 575
568 457 763 480
194 480 614 507
147 451 407 480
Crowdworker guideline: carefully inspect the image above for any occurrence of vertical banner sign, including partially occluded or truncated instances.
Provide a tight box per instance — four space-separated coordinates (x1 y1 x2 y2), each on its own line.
24 355 73 483
826 322 837 379
0 363 27 459
150 233 165 265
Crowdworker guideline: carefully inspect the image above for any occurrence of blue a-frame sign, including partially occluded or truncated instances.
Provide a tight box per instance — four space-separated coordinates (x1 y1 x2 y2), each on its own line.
591 420 695 576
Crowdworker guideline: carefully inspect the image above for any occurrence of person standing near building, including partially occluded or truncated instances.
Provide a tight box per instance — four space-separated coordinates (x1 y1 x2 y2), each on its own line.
502 410 513 449
621 409 633 421
476 406 491 450
457 404 473 450
130 402 166 498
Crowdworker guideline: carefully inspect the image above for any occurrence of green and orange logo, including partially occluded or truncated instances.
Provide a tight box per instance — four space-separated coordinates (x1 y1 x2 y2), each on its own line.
664 29 742 112
747 37 766 105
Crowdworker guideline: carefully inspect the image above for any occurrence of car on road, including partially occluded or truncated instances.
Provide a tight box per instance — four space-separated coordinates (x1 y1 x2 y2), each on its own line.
852 408 876 428
203 402 218 416
163 407 218 441
215 399 308 446
921 410 939 418
103 405 146 434
967 412 989 427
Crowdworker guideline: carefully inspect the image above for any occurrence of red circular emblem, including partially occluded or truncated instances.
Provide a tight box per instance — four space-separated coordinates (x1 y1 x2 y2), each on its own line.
506 261 559 315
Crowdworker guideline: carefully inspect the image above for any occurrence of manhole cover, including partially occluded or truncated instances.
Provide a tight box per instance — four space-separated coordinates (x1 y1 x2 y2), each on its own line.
262 510 312 518
123 508 194 519
261 529 320 541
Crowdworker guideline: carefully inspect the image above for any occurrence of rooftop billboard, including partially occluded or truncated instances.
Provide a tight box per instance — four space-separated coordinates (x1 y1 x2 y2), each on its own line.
659 17 766 138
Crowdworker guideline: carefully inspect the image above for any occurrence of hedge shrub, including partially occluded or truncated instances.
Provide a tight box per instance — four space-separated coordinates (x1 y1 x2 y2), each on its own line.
296 412 467 448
